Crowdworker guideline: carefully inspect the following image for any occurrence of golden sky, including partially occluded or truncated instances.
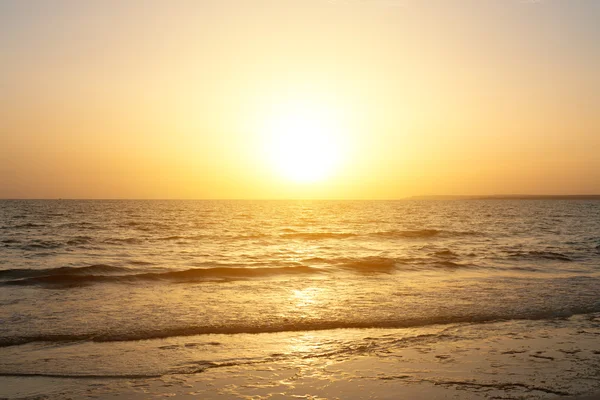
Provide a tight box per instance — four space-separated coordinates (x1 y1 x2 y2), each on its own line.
1 0 599 199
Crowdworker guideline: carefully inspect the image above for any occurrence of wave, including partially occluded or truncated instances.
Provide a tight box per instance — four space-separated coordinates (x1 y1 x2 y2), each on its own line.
508 251 573 262
57 222 104 230
66 236 93 245
243 229 473 241
20 240 63 250
154 235 211 242
337 256 398 272
327 256 471 272
0 265 319 287
12 223 46 229
0 372 164 379
368 229 477 239
0 255 477 287
0 359 258 378
279 230 446 240
371 229 441 238
2 228 483 251
433 249 458 258
156 235 188 241
2 308 598 348
0 264 128 280
129 260 155 266
139 265 316 280
431 260 465 268
10 238 90 250
119 221 173 232
102 237 144 245
280 232 357 240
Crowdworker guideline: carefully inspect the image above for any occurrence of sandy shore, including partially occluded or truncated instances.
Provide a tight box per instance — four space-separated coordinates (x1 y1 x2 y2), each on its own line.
1 314 600 399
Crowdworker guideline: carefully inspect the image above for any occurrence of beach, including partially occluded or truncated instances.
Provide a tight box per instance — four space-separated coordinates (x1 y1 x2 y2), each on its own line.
2 315 600 399
1 199 600 399
3 0 600 397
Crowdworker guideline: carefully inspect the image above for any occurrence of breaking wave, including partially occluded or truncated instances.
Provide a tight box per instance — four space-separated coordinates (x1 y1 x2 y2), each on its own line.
0 265 318 287
0 264 128 279
2 307 598 348
0 255 477 287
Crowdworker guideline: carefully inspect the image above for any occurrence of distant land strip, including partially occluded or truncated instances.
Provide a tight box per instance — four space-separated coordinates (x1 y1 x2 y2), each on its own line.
407 195 600 200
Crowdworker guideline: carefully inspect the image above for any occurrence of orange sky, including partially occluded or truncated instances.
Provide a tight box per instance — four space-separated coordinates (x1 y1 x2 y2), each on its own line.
1 0 599 199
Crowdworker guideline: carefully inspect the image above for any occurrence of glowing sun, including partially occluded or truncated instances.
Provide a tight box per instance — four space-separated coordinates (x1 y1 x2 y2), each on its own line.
265 105 344 183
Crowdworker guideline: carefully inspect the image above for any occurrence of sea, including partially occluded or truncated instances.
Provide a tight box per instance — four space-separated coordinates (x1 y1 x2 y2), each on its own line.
1 199 599 399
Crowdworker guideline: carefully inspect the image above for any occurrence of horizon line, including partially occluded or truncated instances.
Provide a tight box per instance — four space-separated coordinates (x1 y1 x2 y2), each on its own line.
1 194 600 201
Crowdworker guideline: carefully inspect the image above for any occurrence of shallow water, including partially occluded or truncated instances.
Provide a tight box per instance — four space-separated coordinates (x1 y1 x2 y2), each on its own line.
1 200 599 398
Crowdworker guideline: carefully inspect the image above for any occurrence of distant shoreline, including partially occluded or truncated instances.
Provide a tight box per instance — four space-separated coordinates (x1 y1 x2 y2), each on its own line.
407 195 600 200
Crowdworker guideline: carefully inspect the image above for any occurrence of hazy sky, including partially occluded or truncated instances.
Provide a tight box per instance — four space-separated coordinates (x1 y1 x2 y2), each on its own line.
1 0 599 199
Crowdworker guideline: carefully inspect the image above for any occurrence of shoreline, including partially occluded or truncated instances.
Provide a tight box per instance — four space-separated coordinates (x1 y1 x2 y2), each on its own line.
2 314 600 399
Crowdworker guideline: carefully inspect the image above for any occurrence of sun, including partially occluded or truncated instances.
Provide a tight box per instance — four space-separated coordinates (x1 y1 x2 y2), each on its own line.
265 104 344 183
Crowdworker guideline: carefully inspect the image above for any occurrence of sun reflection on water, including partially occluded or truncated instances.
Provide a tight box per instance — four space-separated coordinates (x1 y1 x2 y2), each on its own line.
292 287 323 308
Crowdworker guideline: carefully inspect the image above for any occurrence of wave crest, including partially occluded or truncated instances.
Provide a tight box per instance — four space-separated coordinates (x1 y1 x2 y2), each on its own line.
0 265 318 287
0 264 127 280
280 232 357 240
2 307 599 348
508 251 573 262
0 255 477 287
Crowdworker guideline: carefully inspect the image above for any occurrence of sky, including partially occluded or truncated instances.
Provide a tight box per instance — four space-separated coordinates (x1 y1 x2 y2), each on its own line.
1 0 599 199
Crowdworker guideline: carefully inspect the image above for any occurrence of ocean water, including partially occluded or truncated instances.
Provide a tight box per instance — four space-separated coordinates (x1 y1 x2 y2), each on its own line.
1 199 600 399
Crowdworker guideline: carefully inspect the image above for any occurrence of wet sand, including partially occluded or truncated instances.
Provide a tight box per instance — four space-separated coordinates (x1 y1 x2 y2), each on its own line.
2 314 599 399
